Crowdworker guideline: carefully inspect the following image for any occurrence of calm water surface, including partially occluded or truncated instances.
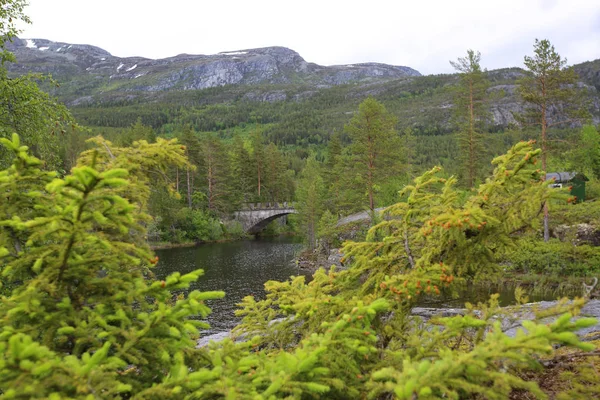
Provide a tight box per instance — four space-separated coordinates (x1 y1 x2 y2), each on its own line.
154 237 306 333
155 237 578 334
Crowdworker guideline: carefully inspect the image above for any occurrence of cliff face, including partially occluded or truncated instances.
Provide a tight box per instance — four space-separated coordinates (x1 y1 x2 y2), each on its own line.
6 39 420 93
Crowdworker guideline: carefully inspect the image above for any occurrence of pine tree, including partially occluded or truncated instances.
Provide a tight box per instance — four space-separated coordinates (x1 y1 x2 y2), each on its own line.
401 127 417 179
201 133 230 213
264 142 287 203
450 49 489 187
324 130 343 214
118 117 155 147
296 155 325 251
251 127 266 200
325 130 342 173
517 39 589 241
176 125 202 208
76 135 191 213
344 97 403 216
229 135 254 206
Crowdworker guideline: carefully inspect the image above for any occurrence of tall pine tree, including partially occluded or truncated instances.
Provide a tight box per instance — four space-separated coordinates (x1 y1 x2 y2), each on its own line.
201 133 230 213
450 49 489 187
517 39 588 241
344 97 402 216
229 135 254 207
251 127 266 200
296 155 325 251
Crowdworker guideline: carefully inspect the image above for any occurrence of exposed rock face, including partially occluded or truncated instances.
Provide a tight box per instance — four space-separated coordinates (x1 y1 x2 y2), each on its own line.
7 39 599 131
6 39 421 93
554 223 600 246
197 300 600 347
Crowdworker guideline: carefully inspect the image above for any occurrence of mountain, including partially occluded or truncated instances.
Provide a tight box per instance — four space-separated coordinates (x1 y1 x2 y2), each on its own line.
7 39 420 101
5 38 600 146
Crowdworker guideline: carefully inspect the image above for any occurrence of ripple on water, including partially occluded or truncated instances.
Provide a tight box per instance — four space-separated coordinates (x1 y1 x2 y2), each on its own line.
154 237 305 333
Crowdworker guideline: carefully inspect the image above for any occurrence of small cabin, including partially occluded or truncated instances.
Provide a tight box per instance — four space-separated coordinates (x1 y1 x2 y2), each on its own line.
546 172 589 202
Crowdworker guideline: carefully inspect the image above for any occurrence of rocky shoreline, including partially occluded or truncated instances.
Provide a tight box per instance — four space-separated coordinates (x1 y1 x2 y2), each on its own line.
197 299 600 348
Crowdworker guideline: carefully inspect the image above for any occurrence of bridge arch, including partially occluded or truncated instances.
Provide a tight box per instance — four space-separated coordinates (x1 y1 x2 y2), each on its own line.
233 203 297 234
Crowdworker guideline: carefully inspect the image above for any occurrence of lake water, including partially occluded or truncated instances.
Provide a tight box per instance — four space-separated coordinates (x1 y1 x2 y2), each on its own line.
154 237 578 334
154 237 306 334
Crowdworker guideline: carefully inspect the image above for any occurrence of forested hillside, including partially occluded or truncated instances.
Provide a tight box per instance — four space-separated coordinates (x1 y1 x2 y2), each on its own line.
4 34 600 244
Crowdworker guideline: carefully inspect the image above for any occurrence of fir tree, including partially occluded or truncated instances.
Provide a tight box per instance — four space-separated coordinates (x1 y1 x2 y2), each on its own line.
517 39 589 241
176 125 201 208
229 135 254 206
201 133 230 214
251 126 266 200
264 142 288 203
296 155 325 251
401 126 417 179
324 130 343 215
118 117 155 146
0 134 224 397
344 97 403 216
450 49 489 187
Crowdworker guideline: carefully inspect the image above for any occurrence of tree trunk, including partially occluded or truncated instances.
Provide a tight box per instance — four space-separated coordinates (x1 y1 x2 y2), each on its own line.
186 166 192 208
404 226 415 269
257 164 261 198
468 78 475 188
541 91 549 242
208 161 213 211
367 132 375 215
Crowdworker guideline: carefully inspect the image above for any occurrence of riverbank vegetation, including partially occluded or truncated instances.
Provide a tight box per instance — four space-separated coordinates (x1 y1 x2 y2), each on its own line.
1 2 599 397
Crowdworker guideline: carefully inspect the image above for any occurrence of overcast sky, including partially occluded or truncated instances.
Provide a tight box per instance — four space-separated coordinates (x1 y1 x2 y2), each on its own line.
17 0 600 75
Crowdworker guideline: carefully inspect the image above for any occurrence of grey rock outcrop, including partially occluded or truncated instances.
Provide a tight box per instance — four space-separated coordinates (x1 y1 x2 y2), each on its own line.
197 300 600 347
554 223 600 246
7 39 421 94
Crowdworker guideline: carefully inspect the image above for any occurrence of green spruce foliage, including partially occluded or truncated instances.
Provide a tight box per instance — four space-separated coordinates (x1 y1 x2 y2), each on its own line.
1 136 597 399
0 134 224 397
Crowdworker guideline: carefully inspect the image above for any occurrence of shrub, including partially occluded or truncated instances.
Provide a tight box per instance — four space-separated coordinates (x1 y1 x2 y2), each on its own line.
506 238 600 276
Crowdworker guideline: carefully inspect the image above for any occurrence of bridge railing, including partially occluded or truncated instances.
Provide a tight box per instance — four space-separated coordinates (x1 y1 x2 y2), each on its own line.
239 202 295 211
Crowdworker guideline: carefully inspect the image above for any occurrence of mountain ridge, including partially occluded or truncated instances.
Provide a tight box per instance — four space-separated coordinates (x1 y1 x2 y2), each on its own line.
6 38 421 96
5 38 599 138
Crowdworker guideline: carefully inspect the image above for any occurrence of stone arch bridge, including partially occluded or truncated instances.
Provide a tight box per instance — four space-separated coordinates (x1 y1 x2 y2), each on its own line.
234 202 297 234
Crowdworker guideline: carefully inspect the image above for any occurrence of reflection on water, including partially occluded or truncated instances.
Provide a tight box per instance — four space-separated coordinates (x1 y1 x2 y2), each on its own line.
155 237 579 333
154 237 305 333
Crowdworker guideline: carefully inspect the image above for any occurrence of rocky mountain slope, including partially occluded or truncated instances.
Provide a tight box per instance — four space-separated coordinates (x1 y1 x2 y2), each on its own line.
5 38 599 137
7 38 420 96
